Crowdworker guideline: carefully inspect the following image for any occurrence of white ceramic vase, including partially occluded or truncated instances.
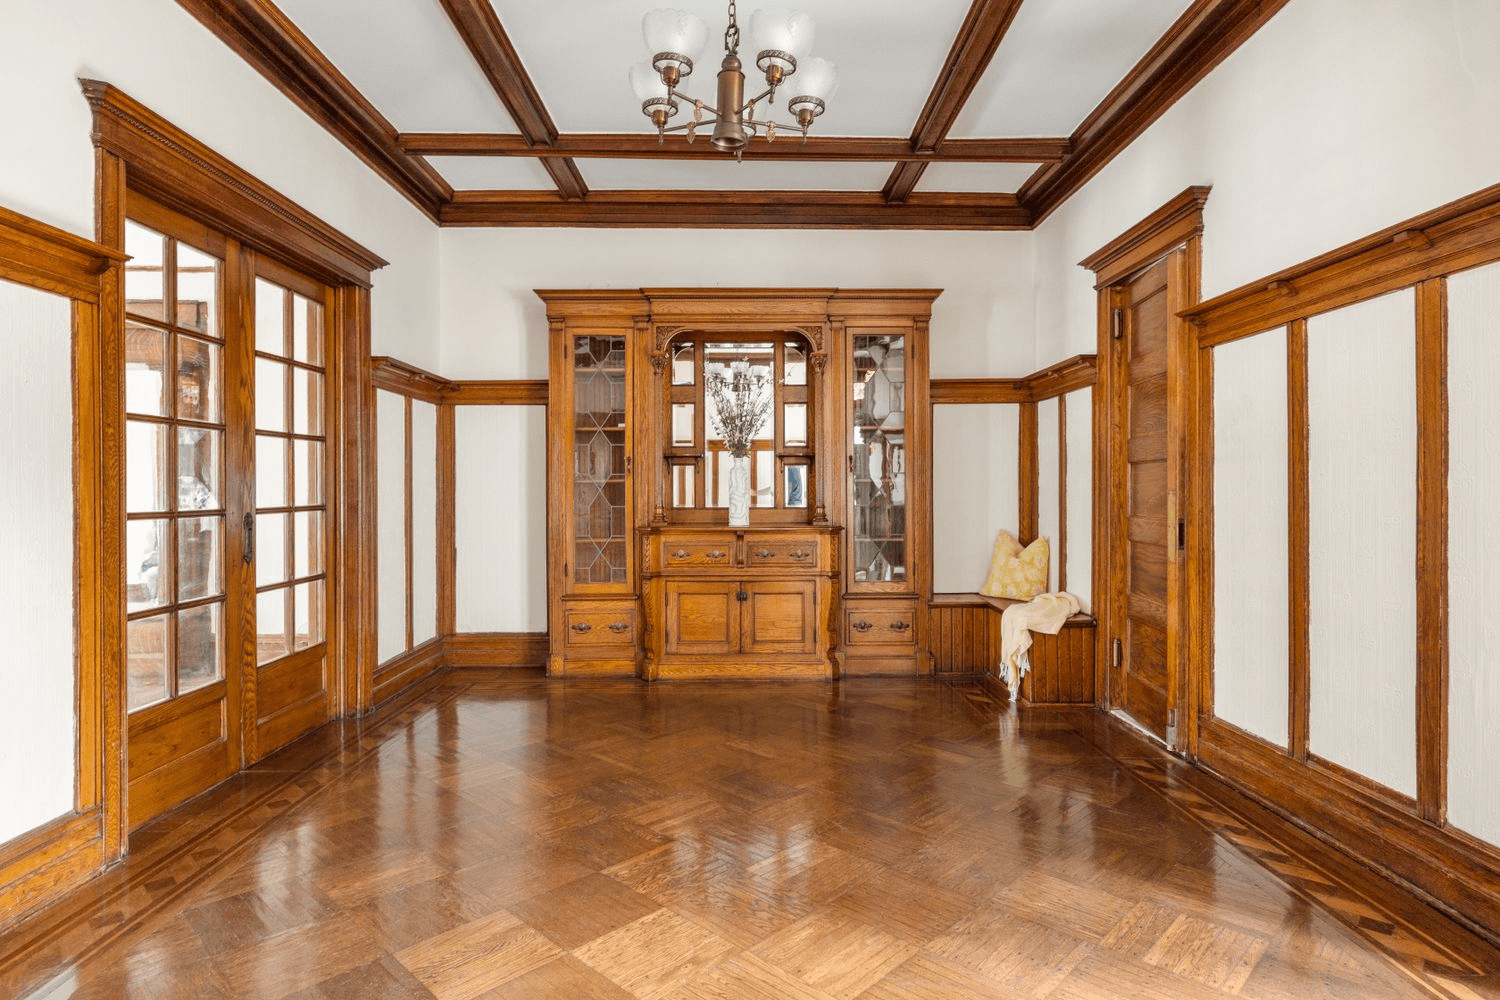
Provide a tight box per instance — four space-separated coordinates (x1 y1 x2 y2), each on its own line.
727 453 750 526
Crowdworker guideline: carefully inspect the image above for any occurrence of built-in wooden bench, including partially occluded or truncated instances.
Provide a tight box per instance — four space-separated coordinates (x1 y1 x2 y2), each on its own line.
929 593 1097 705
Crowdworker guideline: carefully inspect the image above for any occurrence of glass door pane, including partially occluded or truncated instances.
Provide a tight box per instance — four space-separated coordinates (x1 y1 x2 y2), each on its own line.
573 335 628 584
851 334 907 583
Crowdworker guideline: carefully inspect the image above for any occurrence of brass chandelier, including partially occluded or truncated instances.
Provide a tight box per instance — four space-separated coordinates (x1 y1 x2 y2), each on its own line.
629 3 839 153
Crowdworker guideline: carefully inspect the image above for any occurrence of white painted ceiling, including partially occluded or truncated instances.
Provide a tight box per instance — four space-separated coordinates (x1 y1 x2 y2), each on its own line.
265 0 1199 197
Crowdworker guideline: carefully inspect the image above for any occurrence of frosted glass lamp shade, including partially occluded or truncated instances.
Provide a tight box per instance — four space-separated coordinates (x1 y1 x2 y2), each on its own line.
630 62 671 103
750 8 815 73
642 8 709 65
788 56 838 108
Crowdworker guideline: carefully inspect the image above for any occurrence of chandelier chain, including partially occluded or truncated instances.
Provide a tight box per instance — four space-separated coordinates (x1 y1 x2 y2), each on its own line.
724 0 739 54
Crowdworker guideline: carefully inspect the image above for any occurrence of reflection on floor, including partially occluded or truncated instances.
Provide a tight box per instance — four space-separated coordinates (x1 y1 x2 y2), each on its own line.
3 673 1499 999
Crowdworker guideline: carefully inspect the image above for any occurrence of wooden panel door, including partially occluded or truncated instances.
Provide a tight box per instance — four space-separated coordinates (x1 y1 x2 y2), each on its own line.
665 581 738 655
743 582 817 655
1113 258 1172 738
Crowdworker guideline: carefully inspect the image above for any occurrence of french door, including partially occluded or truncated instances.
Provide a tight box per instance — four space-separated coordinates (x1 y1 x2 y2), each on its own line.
123 196 334 829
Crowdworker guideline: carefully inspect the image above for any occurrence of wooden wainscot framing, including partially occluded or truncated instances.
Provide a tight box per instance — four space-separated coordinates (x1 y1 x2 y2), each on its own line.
1182 181 1500 946
0 207 126 929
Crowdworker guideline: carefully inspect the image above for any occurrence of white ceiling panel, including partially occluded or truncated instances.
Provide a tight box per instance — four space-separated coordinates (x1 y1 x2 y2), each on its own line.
425 156 559 190
918 162 1043 193
950 0 1197 138
275 0 519 133
488 0 973 138
578 157 895 191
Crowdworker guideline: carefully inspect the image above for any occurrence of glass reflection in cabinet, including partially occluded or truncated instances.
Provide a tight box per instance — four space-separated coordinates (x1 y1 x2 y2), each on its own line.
573 335 628 584
852 334 907 582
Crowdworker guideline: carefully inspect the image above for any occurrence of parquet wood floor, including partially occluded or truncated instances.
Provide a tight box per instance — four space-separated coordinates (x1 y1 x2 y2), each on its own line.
4 673 1499 999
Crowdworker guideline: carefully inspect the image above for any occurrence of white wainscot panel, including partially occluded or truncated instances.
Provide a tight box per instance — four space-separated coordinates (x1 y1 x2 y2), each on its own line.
1213 330 1289 748
932 404 1022 593
411 400 438 646
456 406 547 632
1307 289 1417 796
0 278 77 844
376 390 408 663
1037 397 1061 594
1065 388 1092 610
1447 260 1500 848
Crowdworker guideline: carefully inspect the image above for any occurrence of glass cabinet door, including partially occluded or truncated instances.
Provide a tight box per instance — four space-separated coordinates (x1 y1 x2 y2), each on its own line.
851 333 907 584
572 335 629 585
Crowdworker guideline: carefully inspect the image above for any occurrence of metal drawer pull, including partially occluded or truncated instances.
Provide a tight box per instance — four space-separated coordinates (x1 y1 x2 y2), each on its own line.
707 550 726 559
851 620 874 632
672 549 690 559
889 621 911 632
571 622 593 633
608 622 630 633
789 549 811 559
754 549 774 559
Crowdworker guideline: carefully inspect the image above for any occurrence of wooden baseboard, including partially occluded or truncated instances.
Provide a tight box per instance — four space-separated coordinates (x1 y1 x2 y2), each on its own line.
1198 717 1500 946
443 632 549 669
373 638 445 706
0 811 105 934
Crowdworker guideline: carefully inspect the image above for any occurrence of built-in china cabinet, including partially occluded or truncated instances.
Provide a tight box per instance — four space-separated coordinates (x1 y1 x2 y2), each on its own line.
542 288 937 679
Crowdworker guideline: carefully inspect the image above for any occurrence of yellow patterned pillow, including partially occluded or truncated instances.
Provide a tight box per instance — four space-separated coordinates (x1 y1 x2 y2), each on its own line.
980 532 1049 600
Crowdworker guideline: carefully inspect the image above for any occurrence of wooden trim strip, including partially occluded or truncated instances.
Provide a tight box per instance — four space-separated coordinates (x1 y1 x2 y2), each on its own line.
0 206 125 301
1018 400 1039 544
83 81 387 286
167 1 449 221
1286 320 1310 762
404 398 415 653
0 812 105 933
1022 0 1288 225
1080 185 1211 286
442 380 548 406
1198 717 1500 947
371 638 444 708
1027 353 1099 400
437 405 457 638
929 377 1030 404
441 190 1031 230
1058 393 1068 593
1187 182 1500 344
443 632 550 668
397 133 1071 163
1414 278 1449 825
370 356 451 404
434 0 587 201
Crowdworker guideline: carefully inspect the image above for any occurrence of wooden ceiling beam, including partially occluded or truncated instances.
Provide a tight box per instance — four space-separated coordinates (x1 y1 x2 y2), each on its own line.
399 133 1071 164
434 0 588 201
172 0 451 221
882 0 1028 204
1020 0 1292 225
442 190 1032 230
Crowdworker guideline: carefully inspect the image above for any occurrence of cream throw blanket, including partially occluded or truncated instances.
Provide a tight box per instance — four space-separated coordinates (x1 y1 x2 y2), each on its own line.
1000 592 1082 692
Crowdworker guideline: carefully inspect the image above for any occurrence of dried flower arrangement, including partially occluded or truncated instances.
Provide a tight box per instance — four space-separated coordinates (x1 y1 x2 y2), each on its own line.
706 357 773 457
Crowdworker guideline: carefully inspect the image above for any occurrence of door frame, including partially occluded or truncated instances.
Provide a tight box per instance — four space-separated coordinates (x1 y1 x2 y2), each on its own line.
88 81 386 844
1080 186 1209 755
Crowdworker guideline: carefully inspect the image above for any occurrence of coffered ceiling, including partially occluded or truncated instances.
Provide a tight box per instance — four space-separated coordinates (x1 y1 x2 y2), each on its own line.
179 0 1288 228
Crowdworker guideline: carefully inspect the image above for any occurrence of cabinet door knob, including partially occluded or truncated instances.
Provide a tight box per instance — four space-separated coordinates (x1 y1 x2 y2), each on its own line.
608 621 630 633
851 620 874 632
889 620 911 632
736 590 748 602
571 622 593 633
707 550 726 559
672 549 690 559
754 549 774 559
789 548 811 560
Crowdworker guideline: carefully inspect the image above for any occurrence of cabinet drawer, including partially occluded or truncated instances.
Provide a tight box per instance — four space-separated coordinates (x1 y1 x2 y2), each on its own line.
745 539 820 569
660 540 733 568
845 601 918 647
563 603 637 648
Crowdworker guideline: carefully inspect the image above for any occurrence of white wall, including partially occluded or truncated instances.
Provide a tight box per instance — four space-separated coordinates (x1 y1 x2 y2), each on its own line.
932 405 1021 593
1307 290 1417 797
1447 260 1500 846
376 391 408 663
1031 0 1500 367
411 401 439 646
1063 387 1092 609
0 0 442 369
455 406 547 632
1212 330 1289 748
0 280 77 844
1036 397 1061 594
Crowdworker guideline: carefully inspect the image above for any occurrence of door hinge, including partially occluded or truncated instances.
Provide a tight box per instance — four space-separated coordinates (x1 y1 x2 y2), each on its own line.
1166 708 1178 747
1111 637 1122 669
1111 307 1125 341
